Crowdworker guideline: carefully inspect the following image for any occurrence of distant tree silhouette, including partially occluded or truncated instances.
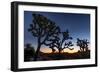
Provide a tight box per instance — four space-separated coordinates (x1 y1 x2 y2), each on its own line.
28 13 60 61
24 43 35 61
77 38 89 52
82 39 89 52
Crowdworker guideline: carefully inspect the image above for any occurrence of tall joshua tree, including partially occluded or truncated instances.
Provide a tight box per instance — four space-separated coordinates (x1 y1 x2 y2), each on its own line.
28 13 60 61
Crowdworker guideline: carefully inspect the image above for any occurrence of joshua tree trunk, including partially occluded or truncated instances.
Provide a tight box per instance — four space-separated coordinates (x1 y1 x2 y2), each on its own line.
34 37 41 61
59 49 61 54
58 48 62 59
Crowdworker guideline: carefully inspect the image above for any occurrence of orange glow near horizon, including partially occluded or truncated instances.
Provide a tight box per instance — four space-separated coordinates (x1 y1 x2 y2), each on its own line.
40 48 79 54
63 48 78 53
40 48 52 53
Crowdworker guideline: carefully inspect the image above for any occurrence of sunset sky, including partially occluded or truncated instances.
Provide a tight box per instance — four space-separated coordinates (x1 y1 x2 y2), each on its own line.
24 11 90 53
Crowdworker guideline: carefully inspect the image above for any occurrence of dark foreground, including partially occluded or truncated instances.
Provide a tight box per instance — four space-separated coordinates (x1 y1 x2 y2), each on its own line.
24 50 90 62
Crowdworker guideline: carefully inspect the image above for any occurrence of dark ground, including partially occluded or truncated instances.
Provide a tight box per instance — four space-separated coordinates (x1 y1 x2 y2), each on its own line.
24 50 90 62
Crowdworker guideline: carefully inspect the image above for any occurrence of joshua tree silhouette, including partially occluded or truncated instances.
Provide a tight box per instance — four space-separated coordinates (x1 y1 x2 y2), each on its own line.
77 38 89 52
28 13 60 61
45 29 73 58
82 39 89 52
58 30 73 54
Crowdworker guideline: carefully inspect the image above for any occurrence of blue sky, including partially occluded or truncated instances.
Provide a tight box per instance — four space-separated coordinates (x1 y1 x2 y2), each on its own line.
24 11 90 51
